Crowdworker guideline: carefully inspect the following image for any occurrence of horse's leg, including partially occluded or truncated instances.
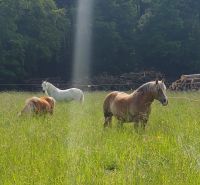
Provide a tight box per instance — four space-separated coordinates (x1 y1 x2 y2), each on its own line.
79 93 84 104
141 120 148 130
141 114 149 130
49 109 53 115
104 116 112 127
117 118 124 128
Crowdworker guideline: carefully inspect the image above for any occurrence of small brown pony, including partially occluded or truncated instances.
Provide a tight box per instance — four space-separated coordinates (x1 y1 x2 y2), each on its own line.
103 80 168 130
19 96 55 116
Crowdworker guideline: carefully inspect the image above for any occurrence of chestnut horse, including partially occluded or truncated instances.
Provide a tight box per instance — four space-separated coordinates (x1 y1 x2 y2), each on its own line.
103 80 168 130
19 96 55 116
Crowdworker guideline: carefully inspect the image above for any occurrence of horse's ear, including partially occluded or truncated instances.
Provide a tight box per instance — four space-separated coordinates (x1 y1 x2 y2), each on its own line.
155 79 158 84
43 78 48 83
161 78 165 83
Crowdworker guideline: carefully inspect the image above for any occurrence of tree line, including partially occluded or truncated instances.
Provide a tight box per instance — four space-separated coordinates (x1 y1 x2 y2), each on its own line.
0 0 200 83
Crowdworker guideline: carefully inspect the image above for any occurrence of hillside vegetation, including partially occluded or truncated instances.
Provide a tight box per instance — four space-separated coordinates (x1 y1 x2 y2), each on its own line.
1 0 200 82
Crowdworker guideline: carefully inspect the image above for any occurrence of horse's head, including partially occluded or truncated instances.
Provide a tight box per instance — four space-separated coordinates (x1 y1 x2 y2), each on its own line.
41 81 48 93
153 80 168 106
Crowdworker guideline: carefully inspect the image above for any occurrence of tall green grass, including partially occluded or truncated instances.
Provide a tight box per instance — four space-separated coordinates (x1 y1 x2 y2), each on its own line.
0 91 200 184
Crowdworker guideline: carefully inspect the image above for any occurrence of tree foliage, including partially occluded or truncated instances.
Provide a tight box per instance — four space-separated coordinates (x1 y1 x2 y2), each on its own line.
0 0 200 82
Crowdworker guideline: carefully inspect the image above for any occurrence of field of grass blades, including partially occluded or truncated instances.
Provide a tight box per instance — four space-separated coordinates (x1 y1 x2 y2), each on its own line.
0 91 200 184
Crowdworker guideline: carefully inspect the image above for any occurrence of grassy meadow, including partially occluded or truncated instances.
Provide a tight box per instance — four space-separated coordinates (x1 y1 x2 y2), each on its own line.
0 91 200 184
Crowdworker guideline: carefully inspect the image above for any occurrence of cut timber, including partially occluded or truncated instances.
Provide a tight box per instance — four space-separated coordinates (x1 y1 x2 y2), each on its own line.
170 74 200 91
191 78 200 83
181 74 200 81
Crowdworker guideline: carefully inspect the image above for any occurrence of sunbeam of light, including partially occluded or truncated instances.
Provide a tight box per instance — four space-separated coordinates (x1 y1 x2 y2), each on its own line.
72 0 94 85
68 1 94 183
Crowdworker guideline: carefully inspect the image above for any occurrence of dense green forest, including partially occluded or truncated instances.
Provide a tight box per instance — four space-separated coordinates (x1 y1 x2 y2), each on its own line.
0 0 200 83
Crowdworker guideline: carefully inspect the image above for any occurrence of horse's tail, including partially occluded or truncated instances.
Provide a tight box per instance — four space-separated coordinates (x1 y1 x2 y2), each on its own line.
80 93 84 104
19 98 37 115
103 93 114 118
103 100 111 118
103 93 117 127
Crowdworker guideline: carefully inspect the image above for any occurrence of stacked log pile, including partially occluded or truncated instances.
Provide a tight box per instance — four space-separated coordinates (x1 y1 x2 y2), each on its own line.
87 71 163 90
22 71 163 91
170 74 200 91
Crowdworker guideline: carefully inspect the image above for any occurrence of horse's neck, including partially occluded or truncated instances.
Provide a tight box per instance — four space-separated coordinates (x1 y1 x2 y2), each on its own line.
47 85 58 96
132 90 155 107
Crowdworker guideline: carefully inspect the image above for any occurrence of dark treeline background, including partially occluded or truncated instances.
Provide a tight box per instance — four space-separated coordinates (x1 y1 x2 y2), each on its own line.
0 0 200 83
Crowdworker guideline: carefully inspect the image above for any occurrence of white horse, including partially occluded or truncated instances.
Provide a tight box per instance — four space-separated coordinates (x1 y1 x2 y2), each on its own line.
41 81 84 103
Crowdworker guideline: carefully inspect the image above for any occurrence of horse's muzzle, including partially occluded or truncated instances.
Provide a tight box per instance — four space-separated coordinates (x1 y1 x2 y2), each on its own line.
161 99 168 106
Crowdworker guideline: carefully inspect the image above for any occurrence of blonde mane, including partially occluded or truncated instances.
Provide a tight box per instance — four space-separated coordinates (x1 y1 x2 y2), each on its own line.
136 81 166 94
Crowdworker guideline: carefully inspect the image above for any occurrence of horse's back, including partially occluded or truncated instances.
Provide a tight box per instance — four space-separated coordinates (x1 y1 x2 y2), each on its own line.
56 88 84 102
103 91 126 114
104 91 134 119
68 88 84 98
40 96 55 110
104 91 119 102
104 91 129 104
69 88 83 94
32 98 51 109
